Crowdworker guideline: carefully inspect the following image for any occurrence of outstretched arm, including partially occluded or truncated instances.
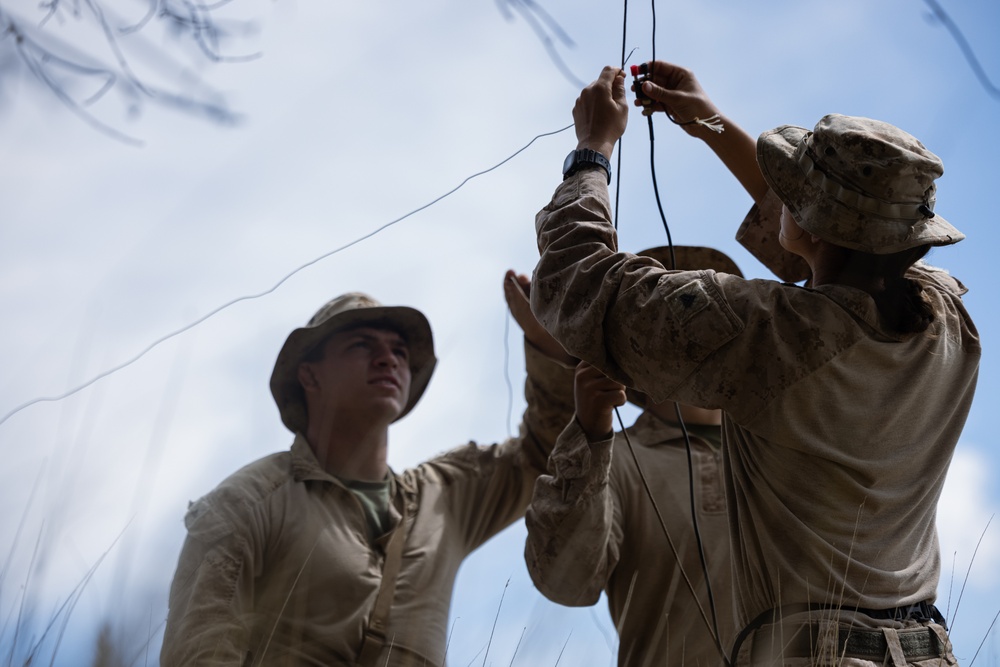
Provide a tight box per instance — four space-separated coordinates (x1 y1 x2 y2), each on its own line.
637 61 810 281
635 60 767 205
432 271 578 552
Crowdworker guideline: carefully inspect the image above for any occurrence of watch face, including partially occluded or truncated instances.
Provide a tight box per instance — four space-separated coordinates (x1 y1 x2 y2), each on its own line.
563 150 578 176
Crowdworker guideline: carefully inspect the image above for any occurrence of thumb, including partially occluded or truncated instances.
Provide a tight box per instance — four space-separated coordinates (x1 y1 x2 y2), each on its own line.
640 79 682 105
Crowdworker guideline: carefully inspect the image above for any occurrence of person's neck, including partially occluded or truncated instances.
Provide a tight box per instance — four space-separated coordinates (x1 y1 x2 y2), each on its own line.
305 413 390 482
807 241 883 293
644 400 721 426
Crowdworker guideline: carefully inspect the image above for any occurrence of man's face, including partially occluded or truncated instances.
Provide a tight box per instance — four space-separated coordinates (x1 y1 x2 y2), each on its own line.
300 325 412 425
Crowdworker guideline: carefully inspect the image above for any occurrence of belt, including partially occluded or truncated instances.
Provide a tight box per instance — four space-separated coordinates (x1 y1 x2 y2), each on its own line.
750 624 944 662
730 602 948 665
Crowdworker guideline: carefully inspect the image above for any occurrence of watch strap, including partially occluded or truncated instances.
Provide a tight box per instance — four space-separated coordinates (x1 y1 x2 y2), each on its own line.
563 148 611 184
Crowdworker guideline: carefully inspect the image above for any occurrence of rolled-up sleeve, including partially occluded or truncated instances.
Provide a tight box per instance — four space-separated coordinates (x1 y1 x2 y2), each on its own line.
524 419 620 606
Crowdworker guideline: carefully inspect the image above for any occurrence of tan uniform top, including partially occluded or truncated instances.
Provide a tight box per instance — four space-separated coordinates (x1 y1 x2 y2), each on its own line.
531 170 980 631
161 341 575 667
525 411 734 666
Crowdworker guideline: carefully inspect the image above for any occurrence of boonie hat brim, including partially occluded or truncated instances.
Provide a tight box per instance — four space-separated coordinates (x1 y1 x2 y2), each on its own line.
757 120 964 254
270 297 436 434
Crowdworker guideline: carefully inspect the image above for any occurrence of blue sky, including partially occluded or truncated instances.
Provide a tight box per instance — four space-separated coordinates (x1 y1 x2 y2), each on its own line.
1 0 998 663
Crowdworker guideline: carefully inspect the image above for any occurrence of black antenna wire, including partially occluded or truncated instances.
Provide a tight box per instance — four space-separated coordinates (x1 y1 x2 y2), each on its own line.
611 0 730 662
641 115 728 665
614 406 726 660
613 0 628 231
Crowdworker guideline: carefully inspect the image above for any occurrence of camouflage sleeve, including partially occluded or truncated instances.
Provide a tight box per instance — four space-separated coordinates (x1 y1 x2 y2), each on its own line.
533 171 876 424
422 338 577 552
519 338 584 471
524 419 620 606
532 170 745 409
734 188 811 283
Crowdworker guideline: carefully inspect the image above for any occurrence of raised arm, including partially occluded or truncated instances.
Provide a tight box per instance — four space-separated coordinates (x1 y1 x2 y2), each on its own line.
636 60 809 281
426 271 578 552
635 60 768 205
525 362 627 605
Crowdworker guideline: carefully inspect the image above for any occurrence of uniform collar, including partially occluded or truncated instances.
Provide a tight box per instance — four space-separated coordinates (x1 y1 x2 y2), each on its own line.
628 411 697 447
289 433 417 497
811 283 906 341
290 432 340 483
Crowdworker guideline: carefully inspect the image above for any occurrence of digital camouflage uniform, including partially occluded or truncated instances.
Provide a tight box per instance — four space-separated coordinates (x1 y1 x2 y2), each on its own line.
526 411 734 666
531 168 979 666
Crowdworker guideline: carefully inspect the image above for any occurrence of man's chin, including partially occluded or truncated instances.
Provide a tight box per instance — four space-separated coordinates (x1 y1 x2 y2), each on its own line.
371 397 406 422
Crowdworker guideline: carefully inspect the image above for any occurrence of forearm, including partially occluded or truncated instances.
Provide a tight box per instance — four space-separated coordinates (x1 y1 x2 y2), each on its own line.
520 338 579 468
439 339 577 549
694 114 769 204
634 60 767 202
524 421 618 606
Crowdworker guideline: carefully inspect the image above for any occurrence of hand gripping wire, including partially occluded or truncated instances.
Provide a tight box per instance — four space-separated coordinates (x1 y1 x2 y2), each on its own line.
611 1 730 664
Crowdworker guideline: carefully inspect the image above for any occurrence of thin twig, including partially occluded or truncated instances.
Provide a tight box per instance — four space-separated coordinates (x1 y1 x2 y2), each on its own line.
921 0 1000 100
950 514 994 629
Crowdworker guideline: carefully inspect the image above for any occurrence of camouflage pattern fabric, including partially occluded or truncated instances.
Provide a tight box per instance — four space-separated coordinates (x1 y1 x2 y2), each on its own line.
532 169 980 659
526 411 734 666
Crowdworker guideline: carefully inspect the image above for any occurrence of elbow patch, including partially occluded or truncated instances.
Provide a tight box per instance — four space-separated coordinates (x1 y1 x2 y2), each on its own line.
624 275 744 403
665 278 743 358
668 279 714 322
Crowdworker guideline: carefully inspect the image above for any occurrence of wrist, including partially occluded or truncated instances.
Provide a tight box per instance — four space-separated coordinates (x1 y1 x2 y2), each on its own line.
563 147 612 184
575 141 615 161
576 414 614 443
525 334 576 366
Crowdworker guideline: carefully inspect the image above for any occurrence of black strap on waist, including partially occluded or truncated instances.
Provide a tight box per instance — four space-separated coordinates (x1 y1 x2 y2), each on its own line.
729 601 947 665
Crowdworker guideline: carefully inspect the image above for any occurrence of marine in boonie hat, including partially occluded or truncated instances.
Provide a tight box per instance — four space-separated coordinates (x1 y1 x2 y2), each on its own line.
270 293 437 434
626 245 742 409
757 113 964 254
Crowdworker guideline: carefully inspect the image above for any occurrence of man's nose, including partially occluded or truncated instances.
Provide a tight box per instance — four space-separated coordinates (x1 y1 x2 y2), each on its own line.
373 344 398 368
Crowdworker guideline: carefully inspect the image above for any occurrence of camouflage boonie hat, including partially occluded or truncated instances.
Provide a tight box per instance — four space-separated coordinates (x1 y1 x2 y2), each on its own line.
627 245 743 409
758 114 964 254
638 245 743 278
270 293 437 434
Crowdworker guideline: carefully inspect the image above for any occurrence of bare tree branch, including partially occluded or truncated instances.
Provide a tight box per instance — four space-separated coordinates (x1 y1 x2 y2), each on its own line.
0 0 260 143
922 0 1000 101
495 0 585 89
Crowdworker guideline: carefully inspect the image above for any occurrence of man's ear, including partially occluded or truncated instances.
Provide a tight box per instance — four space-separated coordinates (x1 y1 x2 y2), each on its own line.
298 362 320 392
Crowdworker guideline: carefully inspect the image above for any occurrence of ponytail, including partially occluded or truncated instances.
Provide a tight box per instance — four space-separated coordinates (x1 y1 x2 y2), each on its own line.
874 270 935 334
856 245 935 334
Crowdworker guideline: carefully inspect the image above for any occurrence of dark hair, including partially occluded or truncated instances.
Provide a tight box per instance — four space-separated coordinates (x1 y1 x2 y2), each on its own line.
843 245 935 334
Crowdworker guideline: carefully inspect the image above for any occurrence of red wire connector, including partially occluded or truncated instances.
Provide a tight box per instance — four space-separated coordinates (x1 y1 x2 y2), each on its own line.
630 63 651 106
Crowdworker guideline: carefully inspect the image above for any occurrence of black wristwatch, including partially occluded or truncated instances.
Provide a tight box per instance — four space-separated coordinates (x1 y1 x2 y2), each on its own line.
563 148 611 184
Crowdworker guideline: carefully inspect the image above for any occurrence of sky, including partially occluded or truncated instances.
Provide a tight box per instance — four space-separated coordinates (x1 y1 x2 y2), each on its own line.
1 0 998 664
